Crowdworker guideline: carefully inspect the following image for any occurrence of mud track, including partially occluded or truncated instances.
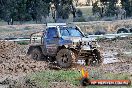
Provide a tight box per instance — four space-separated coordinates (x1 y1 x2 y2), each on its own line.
0 37 131 88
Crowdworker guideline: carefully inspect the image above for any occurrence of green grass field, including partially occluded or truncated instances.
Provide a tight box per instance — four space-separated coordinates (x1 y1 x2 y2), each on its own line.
28 69 132 88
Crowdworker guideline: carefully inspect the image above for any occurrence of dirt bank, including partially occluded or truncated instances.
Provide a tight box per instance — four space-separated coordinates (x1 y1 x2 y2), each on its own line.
0 41 48 78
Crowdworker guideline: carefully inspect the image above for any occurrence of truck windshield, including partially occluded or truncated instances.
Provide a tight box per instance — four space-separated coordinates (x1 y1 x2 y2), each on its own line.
60 27 83 37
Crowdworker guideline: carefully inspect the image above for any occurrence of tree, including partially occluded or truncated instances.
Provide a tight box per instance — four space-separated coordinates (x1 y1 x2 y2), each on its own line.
86 0 91 6
100 0 118 17
26 0 50 23
105 1 117 16
76 9 83 17
73 9 85 22
16 0 28 23
0 0 18 25
52 0 76 21
92 1 101 15
74 0 79 6
0 0 76 24
121 0 132 17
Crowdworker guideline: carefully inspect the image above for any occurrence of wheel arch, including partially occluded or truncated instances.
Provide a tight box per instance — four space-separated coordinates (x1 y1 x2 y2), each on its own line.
57 45 78 54
70 48 78 55
57 45 67 52
27 45 42 55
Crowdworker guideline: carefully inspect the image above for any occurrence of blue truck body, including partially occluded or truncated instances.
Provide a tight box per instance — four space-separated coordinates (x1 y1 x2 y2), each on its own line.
27 23 102 67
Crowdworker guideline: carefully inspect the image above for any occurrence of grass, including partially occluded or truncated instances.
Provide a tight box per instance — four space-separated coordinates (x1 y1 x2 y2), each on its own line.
17 41 29 45
28 70 81 87
77 6 93 16
24 26 32 30
0 21 38 26
27 69 132 88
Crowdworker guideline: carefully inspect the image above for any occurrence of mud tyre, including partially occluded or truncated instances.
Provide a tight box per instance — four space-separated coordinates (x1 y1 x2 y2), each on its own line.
89 49 102 66
117 28 129 33
29 48 42 60
56 49 75 68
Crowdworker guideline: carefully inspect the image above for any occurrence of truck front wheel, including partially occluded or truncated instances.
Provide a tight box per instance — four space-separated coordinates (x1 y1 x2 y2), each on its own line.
86 49 102 66
56 49 75 68
29 48 42 60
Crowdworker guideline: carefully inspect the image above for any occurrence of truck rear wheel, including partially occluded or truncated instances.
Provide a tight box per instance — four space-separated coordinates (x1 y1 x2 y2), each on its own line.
56 49 75 68
30 48 42 60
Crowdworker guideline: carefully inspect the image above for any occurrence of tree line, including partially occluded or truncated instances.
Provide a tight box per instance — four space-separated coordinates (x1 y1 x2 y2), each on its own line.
94 0 132 18
0 0 75 24
0 0 132 25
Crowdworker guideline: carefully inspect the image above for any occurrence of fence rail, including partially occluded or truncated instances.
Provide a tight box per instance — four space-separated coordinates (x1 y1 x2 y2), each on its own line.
3 33 132 42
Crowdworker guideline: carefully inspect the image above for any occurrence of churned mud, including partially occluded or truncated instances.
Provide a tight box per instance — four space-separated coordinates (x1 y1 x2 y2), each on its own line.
0 37 131 88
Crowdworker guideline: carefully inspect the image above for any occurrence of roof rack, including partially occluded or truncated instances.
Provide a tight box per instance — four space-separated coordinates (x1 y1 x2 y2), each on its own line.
46 23 67 27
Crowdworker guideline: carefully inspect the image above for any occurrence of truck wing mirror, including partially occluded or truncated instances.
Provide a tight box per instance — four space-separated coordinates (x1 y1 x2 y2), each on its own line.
84 33 88 37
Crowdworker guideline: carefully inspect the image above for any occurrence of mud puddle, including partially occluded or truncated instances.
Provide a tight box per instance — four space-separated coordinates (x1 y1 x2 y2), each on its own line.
77 51 120 65
102 51 120 64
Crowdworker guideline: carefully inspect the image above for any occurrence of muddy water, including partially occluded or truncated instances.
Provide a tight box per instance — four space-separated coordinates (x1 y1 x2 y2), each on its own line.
102 51 120 64
77 51 120 65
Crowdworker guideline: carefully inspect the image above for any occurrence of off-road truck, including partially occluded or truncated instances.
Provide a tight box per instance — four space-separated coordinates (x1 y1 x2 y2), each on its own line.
27 23 102 68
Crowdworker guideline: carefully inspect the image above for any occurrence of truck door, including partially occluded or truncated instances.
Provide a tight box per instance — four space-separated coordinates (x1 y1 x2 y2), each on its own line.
44 27 59 55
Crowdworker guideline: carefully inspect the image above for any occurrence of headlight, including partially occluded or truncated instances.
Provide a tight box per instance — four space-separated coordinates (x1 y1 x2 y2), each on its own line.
89 41 97 47
91 41 97 45
72 42 81 48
